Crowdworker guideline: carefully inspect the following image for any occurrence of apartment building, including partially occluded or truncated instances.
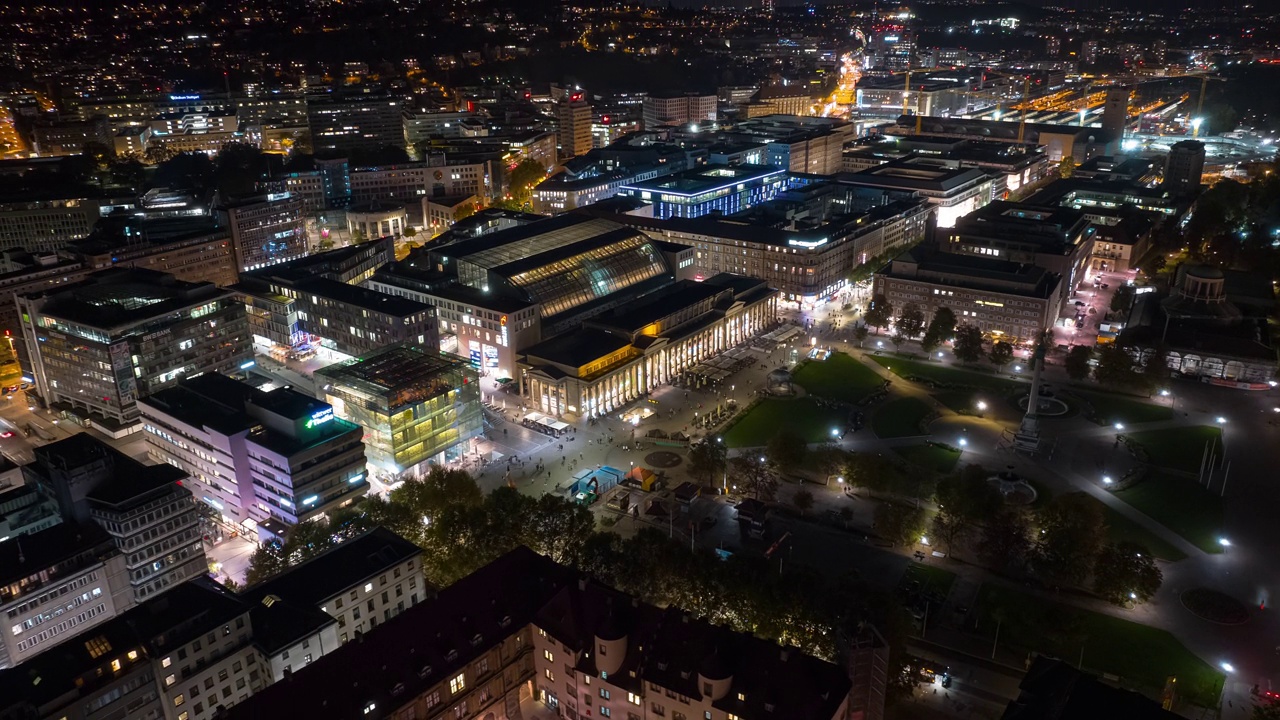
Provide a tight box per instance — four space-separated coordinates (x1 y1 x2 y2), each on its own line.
642 93 718 129
0 521 134 668
557 95 593 158
307 92 404 154
68 221 239 288
349 159 493 205
0 527 421 720
138 374 367 539
221 546 856 720
837 158 998 228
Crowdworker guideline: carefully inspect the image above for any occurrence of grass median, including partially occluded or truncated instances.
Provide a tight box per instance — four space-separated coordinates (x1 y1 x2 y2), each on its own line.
721 398 847 447
975 583 1224 707
872 397 935 439
792 352 884 404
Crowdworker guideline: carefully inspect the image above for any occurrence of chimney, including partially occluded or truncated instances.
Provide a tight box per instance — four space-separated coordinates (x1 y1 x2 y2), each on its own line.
283 667 293 682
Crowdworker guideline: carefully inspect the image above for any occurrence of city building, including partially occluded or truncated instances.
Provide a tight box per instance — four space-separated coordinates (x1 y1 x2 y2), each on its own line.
521 273 778 419
0 252 92 371
423 194 480 237
221 545 857 720
618 164 789 219
220 193 308 273
642 93 718 129
751 84 815 117
557 94 593 159
306 91 403 154
0 195 107 253
17 268 252 437
886 116 1119 164
601 195 932 306
31 116 112 156
1101 87 1130 139
369 254 542 380
402 110 489 148
24 434 207 605
838 158 998 228
1163 140 1206 197
885 136 1052 195
349 158 494 206
726 115 853 175
0 527 420 720
1122 264 1277 384
67 218 239 288
238 526 425 646
233 240 435 362
316 344 482 479
873 243 1063 344
0 478 62 541
0 521 134 668
139 373 367 539
948 201 1094 306
346 199 409 239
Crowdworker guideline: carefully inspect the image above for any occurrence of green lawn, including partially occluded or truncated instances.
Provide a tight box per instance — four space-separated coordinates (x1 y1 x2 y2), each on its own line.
975 584 1224 707
721 398 847 448
1066 492 1187 561
1126 426 1223 474
872 397 935 439
1114 472 1225 554
893 443 962 474
900 563 957 599
1070 389 1173 426
792 352 884 404
869 355 1025 393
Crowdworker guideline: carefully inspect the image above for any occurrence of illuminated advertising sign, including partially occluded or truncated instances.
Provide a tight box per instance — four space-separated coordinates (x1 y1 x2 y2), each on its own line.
306 408 334 428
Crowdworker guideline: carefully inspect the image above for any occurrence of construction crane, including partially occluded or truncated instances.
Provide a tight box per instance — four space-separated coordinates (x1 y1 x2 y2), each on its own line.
1018 74 1030 145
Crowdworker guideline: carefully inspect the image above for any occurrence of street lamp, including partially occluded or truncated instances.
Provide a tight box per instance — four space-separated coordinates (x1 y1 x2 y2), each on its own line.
1220 661 1235 673
831 428 840 438
1216 416 1227 424
1102 475 1113 485
1219 537 1231 548
976 400 987 412
1114 422 1125 431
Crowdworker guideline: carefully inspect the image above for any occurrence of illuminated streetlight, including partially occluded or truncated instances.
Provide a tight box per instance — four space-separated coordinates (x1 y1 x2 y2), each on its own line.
1216 416 1227 424
976 400 988 412
1221 661 1235 673
1114 422 1125 431
1219 537 1231 548
958 438 968 447
831 428 840 437
1102 476 1113 485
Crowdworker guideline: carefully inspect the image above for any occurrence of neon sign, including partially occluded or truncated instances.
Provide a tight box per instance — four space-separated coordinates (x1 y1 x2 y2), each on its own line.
306 408 334 428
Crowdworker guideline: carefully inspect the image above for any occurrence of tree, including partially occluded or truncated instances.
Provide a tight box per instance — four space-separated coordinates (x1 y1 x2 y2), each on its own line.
391 466 484 528
793 488 815 517
144 144 177 165
1031 493 1106 588
921 307 957 354
1093 541 1163 605
978 509 1033 574
688 439 728 486
854 324 869 347
729 455 776 501
454 202 476 221
1255 698 1280 720
843 452 903 494
214 142 269 196
896 303 926 339
1110 284 1135 315
1064 345 1093 381
766 429 808 471
952 324 985 363
864 297 893 335
989 341 1014 371
507 158 547 206
1094 343 1137 386
810 441 846 481
1141 254 1167 279
403 227 418 238
1141 343 1172 385
350 228 366 244
875 502 926 547
524 493 596 566
890 333 906 352
1059 155 1076 179
932 464 1002 554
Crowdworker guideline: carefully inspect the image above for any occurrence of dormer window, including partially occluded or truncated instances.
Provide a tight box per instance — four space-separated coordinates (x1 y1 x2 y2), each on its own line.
446 649 458 662
737 692 746 701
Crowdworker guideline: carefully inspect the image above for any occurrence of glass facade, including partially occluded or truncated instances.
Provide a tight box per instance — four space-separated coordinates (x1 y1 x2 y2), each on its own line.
507 234 666 318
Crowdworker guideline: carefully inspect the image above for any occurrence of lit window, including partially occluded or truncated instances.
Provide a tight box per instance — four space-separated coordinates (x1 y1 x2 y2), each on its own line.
450 673 466 694
628 692 641 705
165 674 175 686
110 659 122 672
174 694 185 707
365 583 373 593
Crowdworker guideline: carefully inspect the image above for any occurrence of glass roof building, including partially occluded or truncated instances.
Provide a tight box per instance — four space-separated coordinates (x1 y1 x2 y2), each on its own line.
429 215 673 329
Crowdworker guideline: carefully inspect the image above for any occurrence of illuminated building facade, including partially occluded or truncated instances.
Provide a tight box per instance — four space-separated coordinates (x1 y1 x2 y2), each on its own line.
221 194 308 272
617 164 788 220
16 269 252 437
138 374 367 539
317 345 482 478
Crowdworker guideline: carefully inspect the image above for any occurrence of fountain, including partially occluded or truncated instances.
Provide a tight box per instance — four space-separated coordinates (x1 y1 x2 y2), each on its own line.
765 367 796 396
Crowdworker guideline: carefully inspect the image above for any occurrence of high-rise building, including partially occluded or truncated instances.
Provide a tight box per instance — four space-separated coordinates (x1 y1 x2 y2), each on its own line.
556 93 593 159
306 91 403 154
221 193 309 272
17 268 252 437
1101 88 1130 139
316 344 482 479
138 374 367 540
1164 140 1206 197
0 195 106 253
642 93 718 129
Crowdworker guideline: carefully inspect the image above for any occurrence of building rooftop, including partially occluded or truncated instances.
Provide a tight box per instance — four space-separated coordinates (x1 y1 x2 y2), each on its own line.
837 159 990 193
521 327 633 369
621 164 784 197
222 546 851 720
21 267 234 333
316 344 466 395
0 520 114 592
883 244 1059 299
242 527 423 606
593 280 725 335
